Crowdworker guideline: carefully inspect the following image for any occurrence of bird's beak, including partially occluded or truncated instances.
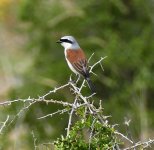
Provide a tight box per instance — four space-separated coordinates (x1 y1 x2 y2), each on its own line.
56 40 62 43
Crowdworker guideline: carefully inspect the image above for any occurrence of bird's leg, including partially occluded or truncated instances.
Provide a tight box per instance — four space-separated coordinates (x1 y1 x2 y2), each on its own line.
69 74 80 93
69 74 80 83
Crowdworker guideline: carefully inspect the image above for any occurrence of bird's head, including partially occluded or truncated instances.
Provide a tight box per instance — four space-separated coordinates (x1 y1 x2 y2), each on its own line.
57 36 80 49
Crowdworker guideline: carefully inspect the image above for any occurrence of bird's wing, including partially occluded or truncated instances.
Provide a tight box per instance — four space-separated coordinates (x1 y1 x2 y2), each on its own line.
66 49 89 77
72 59 89 77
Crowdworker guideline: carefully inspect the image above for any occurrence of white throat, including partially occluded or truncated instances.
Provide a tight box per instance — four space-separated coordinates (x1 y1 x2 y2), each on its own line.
61 42 80 50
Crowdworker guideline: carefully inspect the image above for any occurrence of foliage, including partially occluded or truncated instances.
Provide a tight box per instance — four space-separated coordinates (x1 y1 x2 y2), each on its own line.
54 105 117 150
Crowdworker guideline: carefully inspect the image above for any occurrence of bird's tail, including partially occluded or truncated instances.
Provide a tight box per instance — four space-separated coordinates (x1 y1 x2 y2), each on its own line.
86 77 96 93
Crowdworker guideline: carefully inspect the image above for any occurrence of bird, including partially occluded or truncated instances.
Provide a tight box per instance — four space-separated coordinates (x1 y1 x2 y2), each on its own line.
57 35 95 93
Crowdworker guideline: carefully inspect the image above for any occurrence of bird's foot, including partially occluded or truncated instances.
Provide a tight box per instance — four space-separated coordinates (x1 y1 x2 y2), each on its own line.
69 74 80 85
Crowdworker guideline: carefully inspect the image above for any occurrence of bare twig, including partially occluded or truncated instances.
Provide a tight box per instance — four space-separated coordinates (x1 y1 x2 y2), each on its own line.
99 61 104 71
88 118 96 150
31 130 38 150
115 131 134 144
123 138 154 150
37 103 87 120
85 93 96 99
41 83 69 99
37 108 69 120
67 96 78 136
1 83 69 105
89 56 107 73
0 115 9 134
0 97 72 107
88 53 95 63
78 79 86 92
7 100 37 127
0 99 29 106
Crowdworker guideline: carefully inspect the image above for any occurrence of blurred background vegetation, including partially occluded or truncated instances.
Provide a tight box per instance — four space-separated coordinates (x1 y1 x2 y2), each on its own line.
0 0 154 149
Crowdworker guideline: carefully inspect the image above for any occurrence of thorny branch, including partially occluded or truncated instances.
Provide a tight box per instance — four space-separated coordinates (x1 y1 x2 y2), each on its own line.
0 56 154 149
0 97 73 107
31 131 38 150
40 83 70 99
67 96 78 136
90 56 107 71
123 139 154 150
115 131 134 144
88 118 97 150
37 108 69 120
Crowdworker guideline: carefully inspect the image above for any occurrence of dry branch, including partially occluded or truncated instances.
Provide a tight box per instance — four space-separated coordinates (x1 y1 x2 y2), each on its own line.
0 115 9 134
124 138 154 150
0 56 153 149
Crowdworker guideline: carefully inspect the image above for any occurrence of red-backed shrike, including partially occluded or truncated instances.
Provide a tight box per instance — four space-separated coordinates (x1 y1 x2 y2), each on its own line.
57 35 95 93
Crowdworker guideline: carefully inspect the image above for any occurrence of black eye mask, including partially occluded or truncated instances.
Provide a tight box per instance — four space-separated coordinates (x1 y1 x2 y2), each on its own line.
60 39 73 44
